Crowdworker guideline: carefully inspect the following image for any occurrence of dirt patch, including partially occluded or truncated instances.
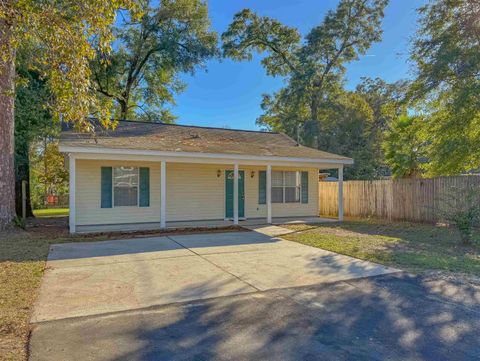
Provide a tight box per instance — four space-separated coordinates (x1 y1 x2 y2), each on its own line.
22 216 249 243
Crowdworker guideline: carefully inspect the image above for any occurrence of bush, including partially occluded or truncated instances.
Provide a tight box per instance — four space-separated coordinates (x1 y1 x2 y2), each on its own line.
438 185 480 245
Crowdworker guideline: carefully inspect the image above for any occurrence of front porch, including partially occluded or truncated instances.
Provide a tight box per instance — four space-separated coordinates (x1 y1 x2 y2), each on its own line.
67 156 348 234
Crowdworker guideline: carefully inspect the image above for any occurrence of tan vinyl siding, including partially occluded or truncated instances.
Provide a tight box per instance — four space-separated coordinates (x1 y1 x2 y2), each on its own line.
244 166 319 218
166 163 226 221
75 160 319 226
75 159 161 226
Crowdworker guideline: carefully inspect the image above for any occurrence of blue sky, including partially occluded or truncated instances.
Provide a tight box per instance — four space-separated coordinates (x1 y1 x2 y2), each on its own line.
174 0 426 130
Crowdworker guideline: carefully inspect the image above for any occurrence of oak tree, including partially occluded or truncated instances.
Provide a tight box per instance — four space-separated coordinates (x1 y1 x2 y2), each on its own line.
222 0 388 148
91 0 218 121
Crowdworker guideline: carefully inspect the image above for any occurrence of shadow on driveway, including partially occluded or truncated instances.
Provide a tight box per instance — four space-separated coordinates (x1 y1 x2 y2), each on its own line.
30 273 480 361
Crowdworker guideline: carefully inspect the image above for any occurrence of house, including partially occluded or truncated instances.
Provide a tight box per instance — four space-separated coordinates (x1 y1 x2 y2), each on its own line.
59 120 352 233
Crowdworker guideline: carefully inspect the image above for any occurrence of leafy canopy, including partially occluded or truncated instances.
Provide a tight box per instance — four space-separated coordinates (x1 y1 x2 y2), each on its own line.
0 0 138 131
383 115 426 178
409 0 480 175
92 0 218 122
222 0 388 140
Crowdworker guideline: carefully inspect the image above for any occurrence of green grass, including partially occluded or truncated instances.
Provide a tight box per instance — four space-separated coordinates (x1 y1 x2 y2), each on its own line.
32 208 69 217
282 220 480 276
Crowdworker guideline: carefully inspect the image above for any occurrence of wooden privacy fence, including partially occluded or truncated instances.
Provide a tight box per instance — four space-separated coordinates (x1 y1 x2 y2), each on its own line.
319 176 480 223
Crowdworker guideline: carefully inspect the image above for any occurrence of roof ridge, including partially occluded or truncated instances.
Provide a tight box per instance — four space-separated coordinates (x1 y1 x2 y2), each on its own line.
89 117 280 135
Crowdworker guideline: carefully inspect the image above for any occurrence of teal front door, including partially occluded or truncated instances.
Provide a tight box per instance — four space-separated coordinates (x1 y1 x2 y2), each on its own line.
225 170 245 219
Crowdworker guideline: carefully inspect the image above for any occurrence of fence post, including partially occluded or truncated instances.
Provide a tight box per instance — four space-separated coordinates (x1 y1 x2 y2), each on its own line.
338 166 344 221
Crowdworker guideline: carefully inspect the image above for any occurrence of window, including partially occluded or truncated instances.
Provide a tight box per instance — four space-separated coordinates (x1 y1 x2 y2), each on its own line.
272 171 284 203
113 167 139 207
272 171 301 203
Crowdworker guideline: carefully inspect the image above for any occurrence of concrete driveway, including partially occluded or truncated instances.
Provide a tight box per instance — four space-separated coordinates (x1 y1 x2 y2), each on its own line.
32 227 396 322
30 228 480 360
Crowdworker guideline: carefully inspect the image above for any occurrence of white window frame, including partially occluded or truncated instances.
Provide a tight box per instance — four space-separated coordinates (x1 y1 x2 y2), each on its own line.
271 171 302 204
112 166 140 208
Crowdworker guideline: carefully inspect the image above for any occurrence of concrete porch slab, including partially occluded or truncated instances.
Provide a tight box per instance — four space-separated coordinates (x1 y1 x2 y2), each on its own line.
166 216 336 230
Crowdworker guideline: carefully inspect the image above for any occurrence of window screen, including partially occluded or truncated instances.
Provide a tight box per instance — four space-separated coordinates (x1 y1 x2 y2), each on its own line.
270 171 301 203
113 167 139 207
272 171 284 203
284 171 300 203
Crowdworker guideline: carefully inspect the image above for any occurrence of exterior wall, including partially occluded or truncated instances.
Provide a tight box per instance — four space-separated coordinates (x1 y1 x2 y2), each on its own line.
75 159 161 226
74 160 319 229
166 163 226 221
244 166 319 219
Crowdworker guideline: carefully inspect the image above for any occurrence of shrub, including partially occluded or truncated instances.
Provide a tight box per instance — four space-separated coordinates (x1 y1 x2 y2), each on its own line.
437 185 480 245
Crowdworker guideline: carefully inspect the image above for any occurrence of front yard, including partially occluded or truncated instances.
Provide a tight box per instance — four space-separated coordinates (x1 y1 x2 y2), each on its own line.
1 218 479 360
282 219 480 277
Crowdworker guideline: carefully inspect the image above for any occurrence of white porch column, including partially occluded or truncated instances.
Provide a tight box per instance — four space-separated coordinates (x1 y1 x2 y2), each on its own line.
233 163 239 225
338 165 344 221
160 161 166 229
266 164 272 224
69 154 76 234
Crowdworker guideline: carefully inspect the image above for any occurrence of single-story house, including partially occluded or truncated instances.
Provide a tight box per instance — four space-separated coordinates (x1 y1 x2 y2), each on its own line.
59 120 352 233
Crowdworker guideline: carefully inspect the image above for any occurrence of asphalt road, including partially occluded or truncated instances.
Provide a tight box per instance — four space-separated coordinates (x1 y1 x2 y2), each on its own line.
30 273 480 361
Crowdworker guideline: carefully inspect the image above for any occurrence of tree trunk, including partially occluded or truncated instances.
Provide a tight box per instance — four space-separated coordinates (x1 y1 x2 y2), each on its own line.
15 141 34 217
309 93 321 149
0 15 16 229
119 99 128 120
43 137 48 206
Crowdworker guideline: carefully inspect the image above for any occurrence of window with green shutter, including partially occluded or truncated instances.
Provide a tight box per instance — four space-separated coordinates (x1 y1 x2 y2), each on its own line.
101 167 113 208
139 167 150 207
258 170 266 204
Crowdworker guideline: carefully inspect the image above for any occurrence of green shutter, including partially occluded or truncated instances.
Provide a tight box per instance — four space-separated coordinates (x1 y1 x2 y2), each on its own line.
259 170 266 204
301 171 309 204
101 167 112 208
139 167 150 207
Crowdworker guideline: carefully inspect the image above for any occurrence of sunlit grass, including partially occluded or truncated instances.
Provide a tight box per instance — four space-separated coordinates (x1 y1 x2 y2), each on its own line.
32 208 69 217
282 220 480 275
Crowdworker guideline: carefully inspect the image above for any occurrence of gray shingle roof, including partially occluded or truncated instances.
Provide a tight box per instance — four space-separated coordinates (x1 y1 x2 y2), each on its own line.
60 120 352 162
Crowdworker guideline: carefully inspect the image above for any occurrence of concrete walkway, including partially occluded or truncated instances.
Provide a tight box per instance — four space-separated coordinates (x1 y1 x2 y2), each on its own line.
32 228 397 323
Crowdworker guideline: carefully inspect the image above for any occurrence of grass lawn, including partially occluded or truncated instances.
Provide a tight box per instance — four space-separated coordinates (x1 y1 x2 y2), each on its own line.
282 219 480 276
0 218 245 360
32 208 69 217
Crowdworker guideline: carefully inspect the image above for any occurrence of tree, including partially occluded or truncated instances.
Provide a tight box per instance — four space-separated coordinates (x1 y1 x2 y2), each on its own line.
355 77 408 132
222 0 388 148
91 0 218 121
409 0 480 176
30 141 69 209
0 0 135 228
355 77 409 176
383 115 425 178
14 47 53 216
317 91 381 179
259 87 382 179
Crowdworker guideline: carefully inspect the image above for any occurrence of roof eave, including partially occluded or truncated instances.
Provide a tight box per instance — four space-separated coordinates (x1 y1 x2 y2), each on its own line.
59 145 354 165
